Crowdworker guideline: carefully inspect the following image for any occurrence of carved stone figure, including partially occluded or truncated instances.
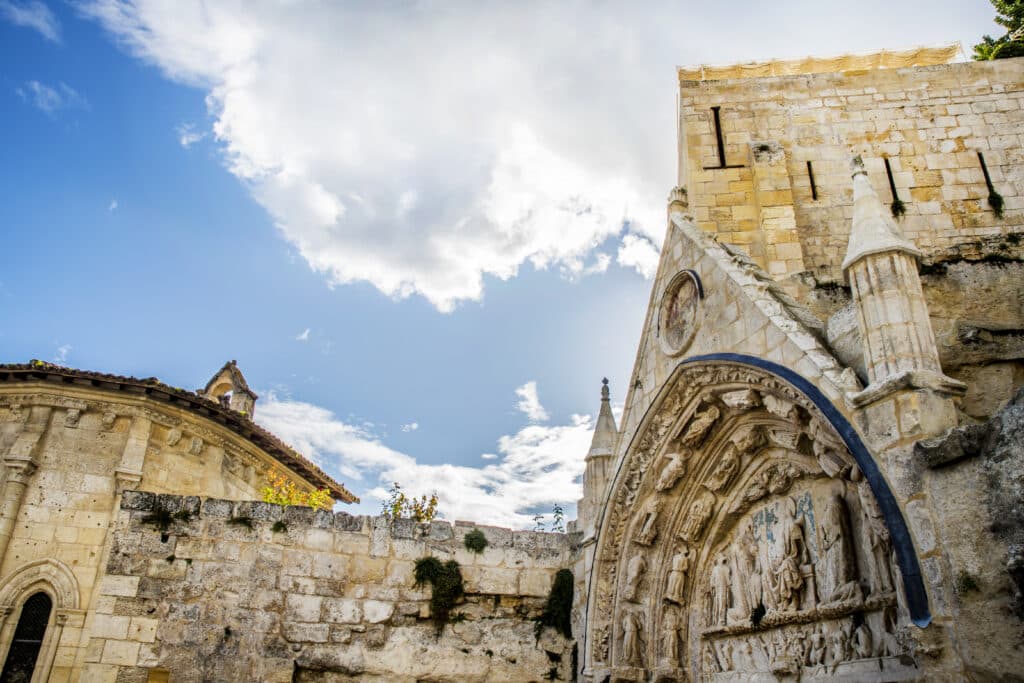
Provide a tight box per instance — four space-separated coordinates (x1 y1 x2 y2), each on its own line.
709 554 731 627
655 450 689 492
102 411 117 428
851 465 894 595
807 625 827 667
664 545 691 604
634 498 661 546
623 553 647 602
166 428 182 446
826 623 850 672
64 408 81 427
704 444 739 492
767 498 807 612
679 405 720 448
853 621 873 659
622 611 644 667
730 522 762 621
662 607 680 664
680 489 716 542
818 491 861 605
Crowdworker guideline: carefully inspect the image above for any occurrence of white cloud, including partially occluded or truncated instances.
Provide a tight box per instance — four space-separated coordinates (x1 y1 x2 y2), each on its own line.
53 343 71 363
108 199 118 211
514 380 549 422
400 422 419 433
480 453 497 461
176 121 206 148
78 1 670 312
0 0 60 42
617 233 661 279
18 80 87 114
294 327 310 342
256 392 590 528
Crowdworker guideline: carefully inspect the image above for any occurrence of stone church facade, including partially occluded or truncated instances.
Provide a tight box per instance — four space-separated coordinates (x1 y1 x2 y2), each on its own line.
0 46 1021 682
574 46 1024 682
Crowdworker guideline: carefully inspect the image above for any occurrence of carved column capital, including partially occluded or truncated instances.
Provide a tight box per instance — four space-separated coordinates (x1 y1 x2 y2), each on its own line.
114 468 143 494
3 458 37 485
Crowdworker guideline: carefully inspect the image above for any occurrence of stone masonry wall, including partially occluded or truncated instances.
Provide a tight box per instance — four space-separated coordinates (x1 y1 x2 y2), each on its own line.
680 57 1024 283
85 492 576 682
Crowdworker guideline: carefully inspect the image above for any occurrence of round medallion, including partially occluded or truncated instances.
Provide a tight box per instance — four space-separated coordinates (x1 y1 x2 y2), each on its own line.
659 270 702 356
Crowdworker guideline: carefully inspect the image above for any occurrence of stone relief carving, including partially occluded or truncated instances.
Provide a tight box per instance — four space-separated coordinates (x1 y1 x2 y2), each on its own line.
64 408 81 427
188 436 204 456
679 489 716 543
634 498 661 546
679 405 720 448
623 553 647 603
655 449 689 492
621 610 644 667
817 489 861 606
661 606 681 665
166 428 183 446
101 411 117 428
658 270 701 357
664 545 691 605
591 362 909 677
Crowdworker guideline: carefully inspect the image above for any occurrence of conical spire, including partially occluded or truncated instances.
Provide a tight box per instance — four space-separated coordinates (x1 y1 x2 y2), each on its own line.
587 378 618 459
841 156 921 271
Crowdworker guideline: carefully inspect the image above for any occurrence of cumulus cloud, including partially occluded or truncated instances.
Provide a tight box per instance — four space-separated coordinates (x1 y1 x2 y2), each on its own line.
617 233 662 279
399 422 419 432
0 0 60 42
514 381 549 422
78 0 675 311
176 121 206 148
17 80 87 114
256 392 591 528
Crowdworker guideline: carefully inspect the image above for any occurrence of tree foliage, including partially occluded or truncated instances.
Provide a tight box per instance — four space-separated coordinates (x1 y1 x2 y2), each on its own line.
381 482 439 522
974 0 1024 60
261 471 333 510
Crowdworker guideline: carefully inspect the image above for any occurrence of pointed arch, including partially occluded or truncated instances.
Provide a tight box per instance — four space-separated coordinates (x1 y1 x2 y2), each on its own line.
584 354 928 680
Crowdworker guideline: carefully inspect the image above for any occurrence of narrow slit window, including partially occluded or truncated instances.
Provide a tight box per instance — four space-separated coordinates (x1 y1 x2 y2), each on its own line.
0 592 52 683
978 151 1005 218
702 107 745 170
807 161 818 200
884 157 905 218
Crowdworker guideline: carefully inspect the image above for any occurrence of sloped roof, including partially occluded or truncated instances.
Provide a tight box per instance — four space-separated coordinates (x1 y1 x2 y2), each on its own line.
0 361 357 503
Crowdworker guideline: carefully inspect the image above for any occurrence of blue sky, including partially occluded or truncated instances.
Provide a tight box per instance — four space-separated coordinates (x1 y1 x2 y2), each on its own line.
0 0 997 527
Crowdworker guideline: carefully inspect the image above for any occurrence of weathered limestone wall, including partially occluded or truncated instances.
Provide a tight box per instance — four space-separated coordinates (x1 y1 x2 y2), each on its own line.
0 387 329 681
680 57 1024 282
86 492 576 682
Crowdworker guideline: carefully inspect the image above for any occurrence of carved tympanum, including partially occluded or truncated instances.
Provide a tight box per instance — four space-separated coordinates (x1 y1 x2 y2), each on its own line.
590 361 912 680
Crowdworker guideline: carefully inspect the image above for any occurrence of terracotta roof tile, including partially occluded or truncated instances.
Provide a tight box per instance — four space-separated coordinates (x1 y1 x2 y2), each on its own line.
0 361 358 504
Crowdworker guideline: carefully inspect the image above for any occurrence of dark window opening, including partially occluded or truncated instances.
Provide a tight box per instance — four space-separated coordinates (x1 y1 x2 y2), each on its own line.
807 161 818 200
702 107 745 170
0 592 52 683
884 157 906 218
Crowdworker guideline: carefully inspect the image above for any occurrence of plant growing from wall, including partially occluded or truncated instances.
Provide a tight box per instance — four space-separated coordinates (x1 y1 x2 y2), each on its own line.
381 482 439 522
413 556 464 634
261 470 332 510
535 569 574 640
551 504 565 533
463 528 488 554
533 513 546 532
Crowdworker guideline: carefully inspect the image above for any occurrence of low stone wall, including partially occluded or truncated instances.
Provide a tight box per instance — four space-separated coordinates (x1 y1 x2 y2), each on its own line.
86 493 578 682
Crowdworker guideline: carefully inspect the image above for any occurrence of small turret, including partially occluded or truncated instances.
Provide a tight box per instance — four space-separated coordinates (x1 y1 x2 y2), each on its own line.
843 157 964 404
198 360 258 417
578 378 618 537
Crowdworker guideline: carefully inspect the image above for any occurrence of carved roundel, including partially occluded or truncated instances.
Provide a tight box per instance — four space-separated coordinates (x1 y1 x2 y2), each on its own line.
658 270 703 356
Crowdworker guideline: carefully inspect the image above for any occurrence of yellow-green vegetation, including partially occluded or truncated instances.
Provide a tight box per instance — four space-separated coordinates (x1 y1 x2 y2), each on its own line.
382 482 439 522
261 471 333 510
413 556 464 634
463 528 488 554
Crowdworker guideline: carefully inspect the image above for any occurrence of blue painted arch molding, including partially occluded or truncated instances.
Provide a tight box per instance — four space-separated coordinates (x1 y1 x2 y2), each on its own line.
679 353 931 627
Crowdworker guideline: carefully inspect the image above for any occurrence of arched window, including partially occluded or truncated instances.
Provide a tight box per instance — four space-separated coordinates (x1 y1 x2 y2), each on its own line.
0 592 52 683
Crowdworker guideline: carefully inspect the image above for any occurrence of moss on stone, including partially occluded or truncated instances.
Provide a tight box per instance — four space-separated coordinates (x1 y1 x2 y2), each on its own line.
535 568 574 640
464 528 488 554
414 556 464 634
